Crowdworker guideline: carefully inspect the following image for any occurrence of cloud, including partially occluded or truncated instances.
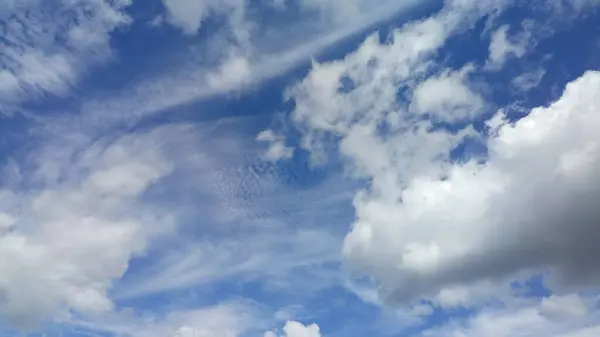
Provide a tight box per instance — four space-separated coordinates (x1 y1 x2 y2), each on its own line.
160 0 252 55
3 0 600 335
487 24 530 69
540 294 589 319
115 227 342 300
206 55 253 91
73 302 258 337
0 100 347 332
421 293 599 337
265 320 321 337
280 0 600 311
547 0 600 17
347 70 600 307
288 0 513 168
0 0 131 107
410 67 484 122
512 68 546 91
61 0 427 130
93 117 351 302
161 0 213 35
0 127 175 328
257 130 294 162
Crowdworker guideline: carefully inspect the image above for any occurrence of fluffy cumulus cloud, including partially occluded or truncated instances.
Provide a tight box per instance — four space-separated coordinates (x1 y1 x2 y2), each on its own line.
487 24 530 68
257 130 294 162
265 321 321 337
0 128 174 328
288 0 513 181
342 70 600 305
410 67 484 122
161 0 213 35
281 0 600 312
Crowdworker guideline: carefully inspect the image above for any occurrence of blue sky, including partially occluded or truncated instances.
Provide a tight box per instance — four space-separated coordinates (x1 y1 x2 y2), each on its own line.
1 0 600 336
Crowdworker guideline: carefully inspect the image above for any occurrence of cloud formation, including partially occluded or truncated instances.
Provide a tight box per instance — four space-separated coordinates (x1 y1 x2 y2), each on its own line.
1 0 600 336
0 0 131 107
280 0 600 309
0 128 174 328
265 321 321 337
487 24 530 68
421 294 600 337
410 67 484 122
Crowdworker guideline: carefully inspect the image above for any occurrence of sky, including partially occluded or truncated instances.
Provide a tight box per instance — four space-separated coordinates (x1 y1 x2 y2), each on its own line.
0 0 600 336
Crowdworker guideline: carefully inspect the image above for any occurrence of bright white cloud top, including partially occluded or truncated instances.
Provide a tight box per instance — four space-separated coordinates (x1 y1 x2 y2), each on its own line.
0 0 599 336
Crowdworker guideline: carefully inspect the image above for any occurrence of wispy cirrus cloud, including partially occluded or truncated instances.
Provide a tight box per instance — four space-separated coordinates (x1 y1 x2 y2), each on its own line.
0 0 131 110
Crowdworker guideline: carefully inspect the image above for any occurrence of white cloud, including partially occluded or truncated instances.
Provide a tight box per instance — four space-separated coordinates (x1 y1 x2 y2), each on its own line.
559 326 600 337
0 127 175 328
289 0 513 168
257 130 294 162
282 0 600 311
161 0 250 47
411 67 484 122
0 104 347 332
115 227 341 300
4 0 600 335
540 294 589 319
0 0 131 106
207 55 253 91
161 0 213 35
345 70 600 306
487 25 530 69
547 0 600 17
74 117 351 302
512 68 546 91
266 321 321 337
421 293 599 337
64 0 426 129
73 303 257 337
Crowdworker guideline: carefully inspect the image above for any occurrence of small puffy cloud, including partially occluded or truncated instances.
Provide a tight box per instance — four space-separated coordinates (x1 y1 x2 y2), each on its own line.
257 130 294 162
411 67 484 122
266 321 321 337
161 0 212 35
207 55 253 91
160 0 253 51
487 25 530 69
